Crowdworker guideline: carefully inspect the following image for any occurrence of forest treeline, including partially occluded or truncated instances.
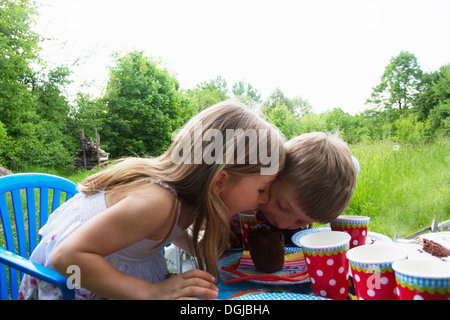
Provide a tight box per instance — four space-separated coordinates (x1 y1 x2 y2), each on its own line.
1 0 449 170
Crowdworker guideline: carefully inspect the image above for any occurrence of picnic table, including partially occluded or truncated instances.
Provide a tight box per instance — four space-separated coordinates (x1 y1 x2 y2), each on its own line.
172 226 449 300
217 246 316 300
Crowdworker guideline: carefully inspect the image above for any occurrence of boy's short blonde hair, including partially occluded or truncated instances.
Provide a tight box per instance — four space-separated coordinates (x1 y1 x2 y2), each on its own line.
278 132 356 224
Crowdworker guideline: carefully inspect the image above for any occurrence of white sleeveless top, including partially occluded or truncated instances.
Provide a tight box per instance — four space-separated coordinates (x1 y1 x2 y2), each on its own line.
19 179 183 300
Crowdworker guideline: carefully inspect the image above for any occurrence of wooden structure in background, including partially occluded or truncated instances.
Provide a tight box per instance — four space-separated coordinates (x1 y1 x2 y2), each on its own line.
0 164 12 176
74 129 109 170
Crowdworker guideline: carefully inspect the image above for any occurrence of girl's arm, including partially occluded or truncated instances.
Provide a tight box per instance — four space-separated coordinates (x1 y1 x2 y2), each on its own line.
51 183 218 300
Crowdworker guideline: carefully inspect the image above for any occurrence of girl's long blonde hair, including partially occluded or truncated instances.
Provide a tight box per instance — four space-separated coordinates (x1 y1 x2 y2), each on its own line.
78 100 285 277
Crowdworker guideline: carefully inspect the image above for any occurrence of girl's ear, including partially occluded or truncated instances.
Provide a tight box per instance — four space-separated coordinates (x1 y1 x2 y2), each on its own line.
211 170 229 194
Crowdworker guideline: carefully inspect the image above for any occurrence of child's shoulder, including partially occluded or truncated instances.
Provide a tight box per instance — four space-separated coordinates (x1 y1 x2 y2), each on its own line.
107 181 177 213
132 181 177 205
108 182 178 237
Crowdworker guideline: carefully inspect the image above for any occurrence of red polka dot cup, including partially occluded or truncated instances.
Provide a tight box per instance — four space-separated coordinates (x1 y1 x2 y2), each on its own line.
330 215 370 248
238 212 259 250
346 244 407 300
393 260 450 300
300 231 351 300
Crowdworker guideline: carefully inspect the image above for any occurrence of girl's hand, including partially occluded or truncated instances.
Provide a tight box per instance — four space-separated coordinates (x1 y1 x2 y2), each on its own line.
150 269 219 300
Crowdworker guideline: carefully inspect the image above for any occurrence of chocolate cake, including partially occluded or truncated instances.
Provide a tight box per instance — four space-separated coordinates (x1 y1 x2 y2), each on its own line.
247 223 285 273
423 238 450 258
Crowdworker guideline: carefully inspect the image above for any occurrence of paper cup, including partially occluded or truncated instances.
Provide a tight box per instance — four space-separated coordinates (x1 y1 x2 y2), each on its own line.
346 244 407 300
238 212 259 250
393 260 450 300
300 231 351 300
330 215 370 248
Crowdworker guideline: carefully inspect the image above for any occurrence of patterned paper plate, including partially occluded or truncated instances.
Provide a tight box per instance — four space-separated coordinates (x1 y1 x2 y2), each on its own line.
291 227 392 248
219 247 309 285
291 227 331 247
230 292 329 300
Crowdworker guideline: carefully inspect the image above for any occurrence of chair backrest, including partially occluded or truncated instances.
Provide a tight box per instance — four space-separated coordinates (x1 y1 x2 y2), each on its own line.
0 173 78 298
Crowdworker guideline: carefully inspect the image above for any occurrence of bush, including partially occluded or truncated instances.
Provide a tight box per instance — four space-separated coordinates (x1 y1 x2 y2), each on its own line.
0 121 18 166
427 103 450 137
392 113 427 144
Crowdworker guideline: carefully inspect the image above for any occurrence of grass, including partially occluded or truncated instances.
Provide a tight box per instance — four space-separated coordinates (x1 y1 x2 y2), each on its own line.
16 167 95 185
15 138 450 239
346 138 450 238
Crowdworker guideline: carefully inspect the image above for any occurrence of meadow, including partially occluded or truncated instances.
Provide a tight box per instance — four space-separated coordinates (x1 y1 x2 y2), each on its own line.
347 138 449 238
17 138 449 239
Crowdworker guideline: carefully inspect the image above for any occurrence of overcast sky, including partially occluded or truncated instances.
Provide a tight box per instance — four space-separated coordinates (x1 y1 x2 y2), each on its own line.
33 0 450 114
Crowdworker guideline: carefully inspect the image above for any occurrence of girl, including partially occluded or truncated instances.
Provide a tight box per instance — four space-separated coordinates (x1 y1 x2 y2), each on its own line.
19 100 285 300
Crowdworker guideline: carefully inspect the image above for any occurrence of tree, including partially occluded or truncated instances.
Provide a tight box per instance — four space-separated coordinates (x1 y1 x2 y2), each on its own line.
431 65 450 105
298 112 327 134
232 79 262 103
262 88 311 117
265 103 300 140
186 75 230 112
0 121 18 165
69 93 106 139
323 108 353 133
0 0 39 129
290 96 312 117
262 87 291 114
367 51 423 111
0 0 75 168
426 64 450 135
102 51 194 158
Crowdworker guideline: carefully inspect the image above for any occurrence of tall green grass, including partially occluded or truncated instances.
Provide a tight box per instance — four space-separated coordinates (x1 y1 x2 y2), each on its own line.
16 167 94 185
347 138 450 238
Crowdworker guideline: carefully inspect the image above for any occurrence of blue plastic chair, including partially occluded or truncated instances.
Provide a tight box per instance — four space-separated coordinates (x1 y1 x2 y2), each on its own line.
0 173 78 300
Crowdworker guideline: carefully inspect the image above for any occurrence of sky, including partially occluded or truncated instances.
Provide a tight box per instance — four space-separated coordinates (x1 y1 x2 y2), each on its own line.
32 0 450 115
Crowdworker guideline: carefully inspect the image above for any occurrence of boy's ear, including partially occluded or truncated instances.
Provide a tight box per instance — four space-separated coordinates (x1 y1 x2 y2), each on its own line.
211 170 229 194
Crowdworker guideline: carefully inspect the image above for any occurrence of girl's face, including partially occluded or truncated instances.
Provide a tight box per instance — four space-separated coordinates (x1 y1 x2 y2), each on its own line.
216 172 276 221
257 179 315 230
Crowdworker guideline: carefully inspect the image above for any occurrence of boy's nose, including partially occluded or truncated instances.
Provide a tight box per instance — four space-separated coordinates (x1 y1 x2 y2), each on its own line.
258 188 269 205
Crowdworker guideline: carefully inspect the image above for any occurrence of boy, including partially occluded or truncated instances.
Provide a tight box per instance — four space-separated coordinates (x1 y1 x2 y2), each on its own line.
258 132 357 235
229 132 358 247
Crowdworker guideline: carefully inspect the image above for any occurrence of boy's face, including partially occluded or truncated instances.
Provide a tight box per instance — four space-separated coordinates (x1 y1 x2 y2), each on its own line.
257 179 315 230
